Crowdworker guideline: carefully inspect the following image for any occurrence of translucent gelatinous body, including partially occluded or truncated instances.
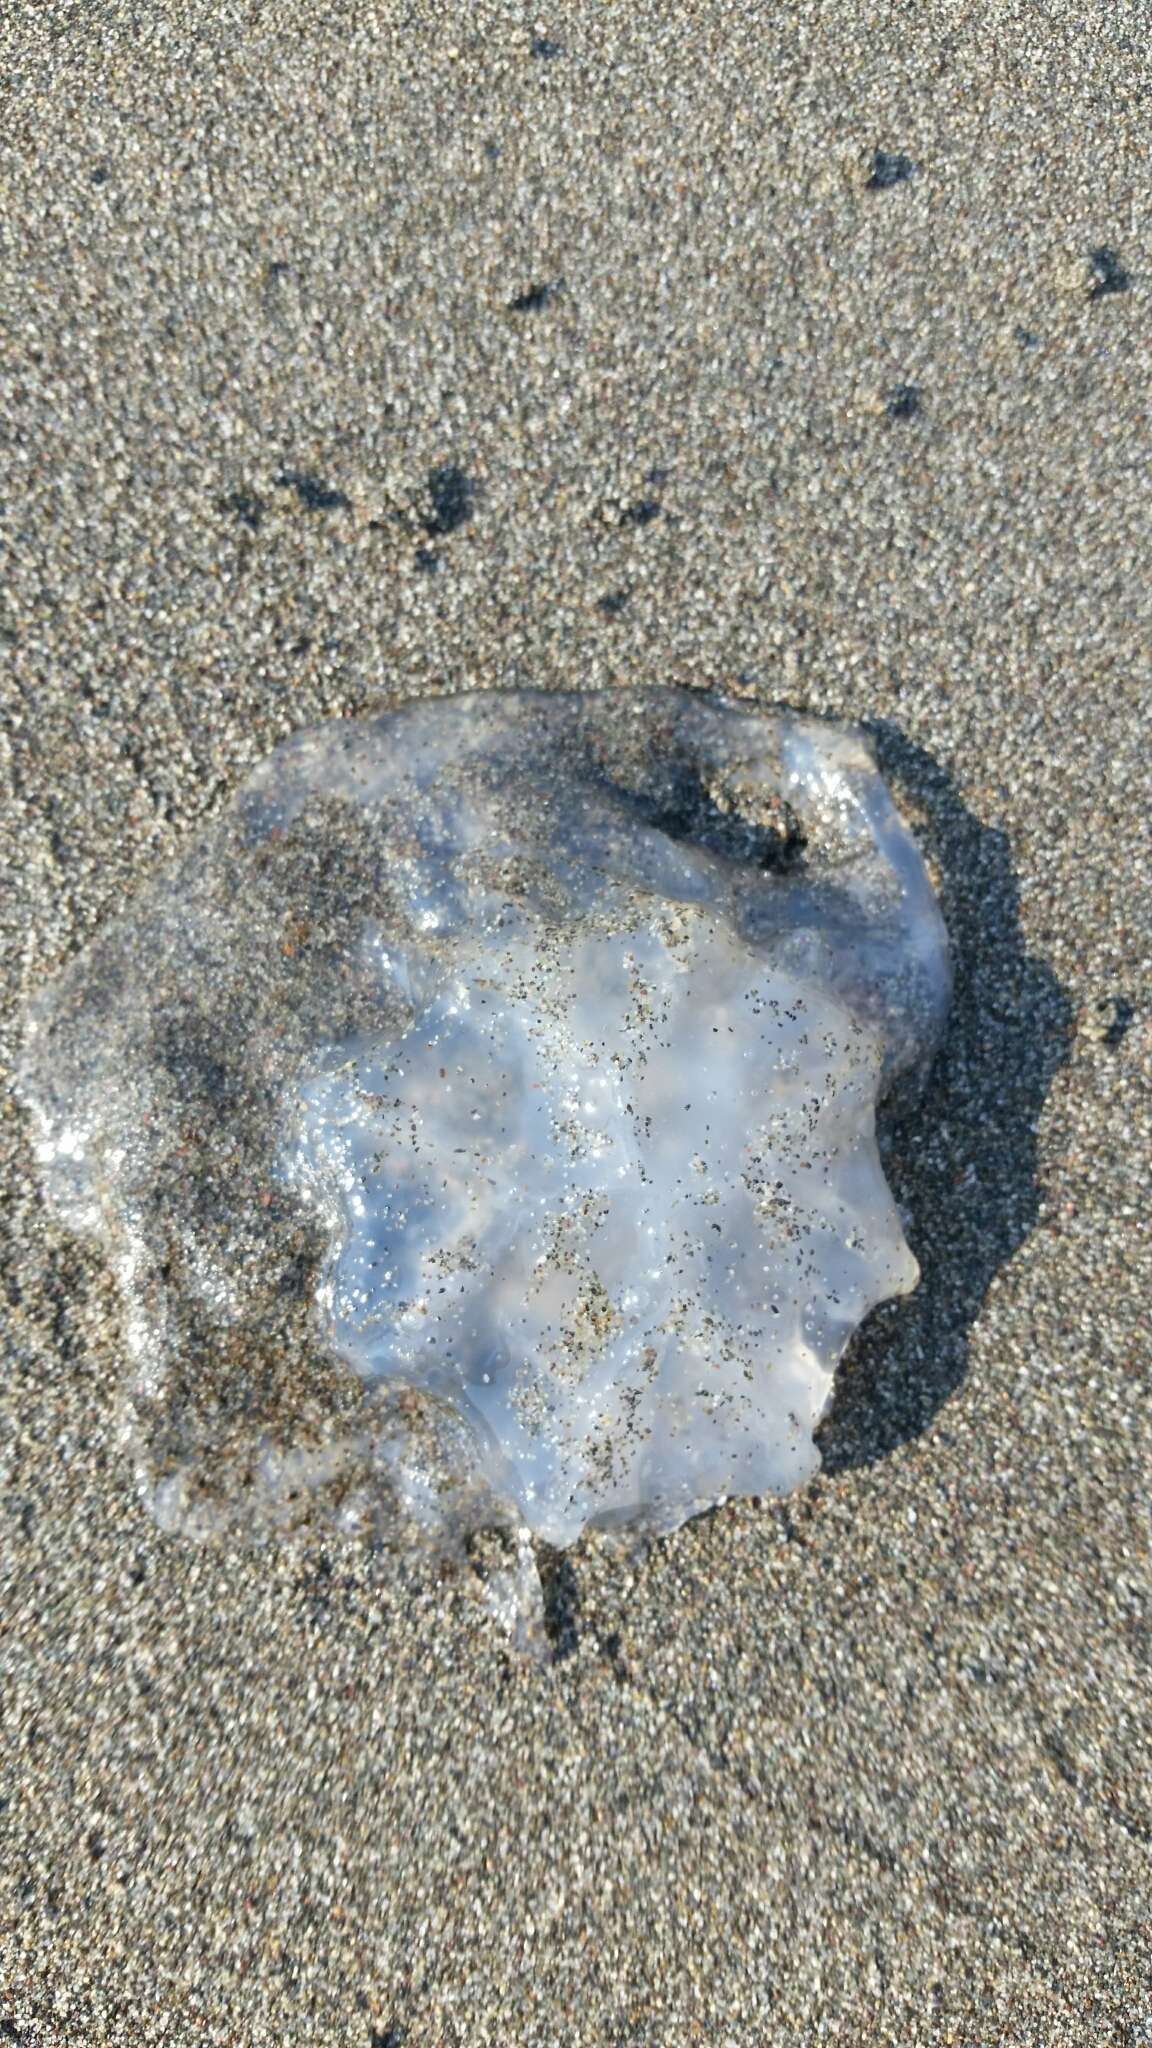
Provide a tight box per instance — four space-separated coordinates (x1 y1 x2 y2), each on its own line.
19 689 950 1617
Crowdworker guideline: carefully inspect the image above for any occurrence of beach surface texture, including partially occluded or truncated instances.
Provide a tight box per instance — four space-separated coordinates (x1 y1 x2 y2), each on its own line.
1 4 1148 2043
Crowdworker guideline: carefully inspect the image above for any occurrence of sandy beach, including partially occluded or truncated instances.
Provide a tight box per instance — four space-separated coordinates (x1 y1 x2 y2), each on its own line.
1 3 1149 2041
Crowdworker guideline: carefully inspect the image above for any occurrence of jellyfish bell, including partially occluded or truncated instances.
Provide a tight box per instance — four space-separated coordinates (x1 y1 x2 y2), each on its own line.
19 688 950 1641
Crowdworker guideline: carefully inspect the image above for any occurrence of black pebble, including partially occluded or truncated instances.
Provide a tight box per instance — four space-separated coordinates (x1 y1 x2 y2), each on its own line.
531 35 563 58
597 588 631 617
885 384 922 421
619 499 661 528
867 150 916 190
423 465 475 538
509 281 560 313
89 165 109 185
1088 246 1130 299
274 471 351 512
413 547 440 573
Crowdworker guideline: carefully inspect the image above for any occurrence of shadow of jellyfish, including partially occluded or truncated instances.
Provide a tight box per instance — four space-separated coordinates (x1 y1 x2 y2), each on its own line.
816 718 1073 1471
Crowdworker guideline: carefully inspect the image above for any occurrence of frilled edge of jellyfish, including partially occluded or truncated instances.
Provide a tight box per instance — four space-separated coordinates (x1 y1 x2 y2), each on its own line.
16 686 951 1656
